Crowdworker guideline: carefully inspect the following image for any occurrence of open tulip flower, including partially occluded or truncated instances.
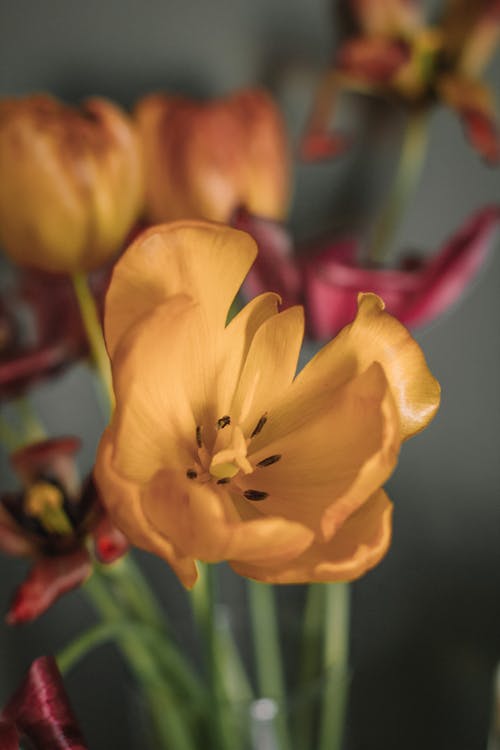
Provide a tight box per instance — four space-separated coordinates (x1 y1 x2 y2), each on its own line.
0 94 144 273
0 266 110 400
95 221 440 586
135 88 289 224
233 205 500 339
301 0 500 163
0 437 128 624
0 656 88 750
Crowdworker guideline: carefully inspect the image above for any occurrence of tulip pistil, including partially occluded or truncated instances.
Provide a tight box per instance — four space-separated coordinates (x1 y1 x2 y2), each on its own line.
24 481 73 535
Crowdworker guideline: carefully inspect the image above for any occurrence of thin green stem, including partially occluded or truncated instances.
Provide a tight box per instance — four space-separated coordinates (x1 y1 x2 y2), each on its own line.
0 413 22 451
71 271 113 416
248 580 291 750
84 570 197 750
318 583 350 750
13 397 46 442
293 584 326 750
369 108 429 265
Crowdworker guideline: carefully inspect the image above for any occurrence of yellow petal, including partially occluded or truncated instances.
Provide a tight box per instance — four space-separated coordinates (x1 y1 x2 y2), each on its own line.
231 489 392 583
290 293 440 441
241 362 399 539
109 297 216 484
230 305 304 432
94 431 198 588
105 221 257 357
140 470 313 566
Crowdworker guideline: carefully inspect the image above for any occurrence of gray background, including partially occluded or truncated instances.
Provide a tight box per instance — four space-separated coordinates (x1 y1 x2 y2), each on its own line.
0 1 499 748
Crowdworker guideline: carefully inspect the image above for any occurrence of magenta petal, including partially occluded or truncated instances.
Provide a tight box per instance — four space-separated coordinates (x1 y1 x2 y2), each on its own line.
0 720 19 749
231 207 302 307
6 549 92 625
403 206 500 326
2 656 88 749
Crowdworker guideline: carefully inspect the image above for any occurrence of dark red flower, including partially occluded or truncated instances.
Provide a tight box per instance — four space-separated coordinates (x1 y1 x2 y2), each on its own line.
0 437 128 624
234 206 499 339
1 656 88 749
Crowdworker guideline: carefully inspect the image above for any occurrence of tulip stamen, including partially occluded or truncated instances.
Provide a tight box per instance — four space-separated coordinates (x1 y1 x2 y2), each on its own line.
250 414 267 438
196 426 203 448
257 454 281 468
217 415 231 429
243 489 269 501
217 477 231 485
186 469 197 479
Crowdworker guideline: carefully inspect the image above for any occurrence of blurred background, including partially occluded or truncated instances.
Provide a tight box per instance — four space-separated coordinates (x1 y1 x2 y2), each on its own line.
0 0 499 748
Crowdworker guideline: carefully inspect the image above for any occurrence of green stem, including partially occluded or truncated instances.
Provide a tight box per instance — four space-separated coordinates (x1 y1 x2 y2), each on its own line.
84 570 197 750
318 583 350 750
293 584 326 750
248 580 291 750
0 413 22 451
369 108 429 265
71 271 113 416
13 397 46 442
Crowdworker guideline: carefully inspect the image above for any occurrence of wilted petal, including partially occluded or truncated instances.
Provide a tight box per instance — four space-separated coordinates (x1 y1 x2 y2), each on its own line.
438 74 500 164
0 343 73 400
441 0 500 74
403 206 500 326
0 503 35 557
231 488 392 583
2 656 88 749
337 37 411 85
105 221 257 357
92 513 129 564
231 208 302 307
348 0 421 35
6 548 92 625
11 437 81 496
0 721 18 749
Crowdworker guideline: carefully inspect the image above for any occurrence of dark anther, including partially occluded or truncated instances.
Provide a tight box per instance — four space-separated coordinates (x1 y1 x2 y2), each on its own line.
250 414 267 438
217 415 231 429
196 426 202 448
257 454 281 468
217 477 231 485
243 489 269 501
186 469 197 479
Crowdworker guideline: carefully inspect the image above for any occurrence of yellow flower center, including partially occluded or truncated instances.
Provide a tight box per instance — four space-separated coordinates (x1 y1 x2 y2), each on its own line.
24 481 73 535
186 413 280 502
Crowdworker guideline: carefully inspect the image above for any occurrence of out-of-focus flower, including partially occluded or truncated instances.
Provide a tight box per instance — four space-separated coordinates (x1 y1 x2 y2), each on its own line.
95 221 439 586
233 206 499 338
0 437 128 624
0 655 88 749
135 89 289 223
0 264 111 400
302 0 500 163
0 94 144 273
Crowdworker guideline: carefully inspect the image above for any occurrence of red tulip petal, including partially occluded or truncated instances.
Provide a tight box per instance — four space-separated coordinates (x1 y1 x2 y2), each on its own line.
6 549 92 625
337 37 411 85
92 514 129 563
299 130 351 162
461 108 500 165
231 207 302 307
2 656 88 749
0 721 19 749
403 206 500 327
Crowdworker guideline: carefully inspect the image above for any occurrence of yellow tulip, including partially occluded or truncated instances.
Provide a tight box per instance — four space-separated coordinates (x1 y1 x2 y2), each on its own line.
0 95 144 273
94 221 440 587
135 89 289 224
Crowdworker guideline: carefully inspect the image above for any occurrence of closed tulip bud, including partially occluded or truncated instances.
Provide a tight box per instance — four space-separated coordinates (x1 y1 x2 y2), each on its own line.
135 88 289 223
0 95 144 273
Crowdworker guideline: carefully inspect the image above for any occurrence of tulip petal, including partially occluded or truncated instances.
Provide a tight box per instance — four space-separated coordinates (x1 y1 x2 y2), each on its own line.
242 363 399 539
348 0 421 35
141 470 313 567
231 488 392 583
438 74 500 164
231 305 305 434
0 504 35 557
292 293 440 440
6 548 92 624
337 37 411 85
92 513 129 564
2 656 88 749
403 206 500 327
105 221 257 357
0 721 19 750
440 0 500 75
94 432 197 587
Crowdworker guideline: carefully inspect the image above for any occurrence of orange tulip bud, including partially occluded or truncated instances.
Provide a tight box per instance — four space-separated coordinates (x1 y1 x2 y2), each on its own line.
135 89 289 223
0 95 144 273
